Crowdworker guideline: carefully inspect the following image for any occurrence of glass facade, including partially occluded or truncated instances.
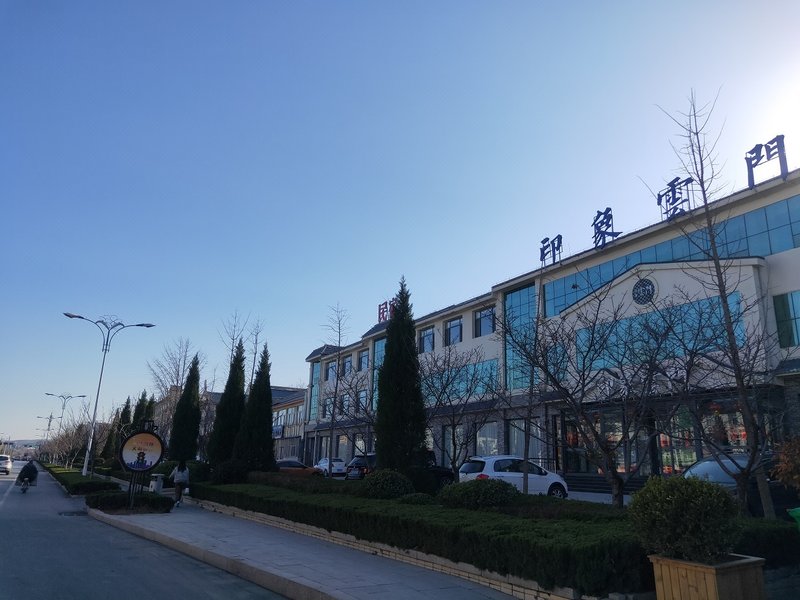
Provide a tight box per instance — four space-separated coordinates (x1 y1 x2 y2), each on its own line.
372 337 386 409
774 290 800 348
504 284 537 390
507 418 543 463
308 362 320 420
544 194 800 316
358 349 369 371
476 422 498 455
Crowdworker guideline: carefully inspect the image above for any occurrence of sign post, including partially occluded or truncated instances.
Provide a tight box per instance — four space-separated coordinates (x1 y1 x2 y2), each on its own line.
118 420 164 508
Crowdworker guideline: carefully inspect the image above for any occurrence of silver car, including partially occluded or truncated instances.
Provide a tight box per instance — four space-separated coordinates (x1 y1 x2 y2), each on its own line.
0 455 12 475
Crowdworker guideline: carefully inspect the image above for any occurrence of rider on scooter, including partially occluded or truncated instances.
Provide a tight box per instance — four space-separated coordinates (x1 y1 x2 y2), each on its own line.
17 460 38 486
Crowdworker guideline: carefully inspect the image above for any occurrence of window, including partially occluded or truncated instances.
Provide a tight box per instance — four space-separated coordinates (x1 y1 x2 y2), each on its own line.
341 355 352 376
357 349 369 371
444 317 462 346
775 291 800 348
476 422 497 455
322 397 333 419
308 362 320 420
325 360 336 381
418 326 434 353
357 390 367 414
474 307 495 338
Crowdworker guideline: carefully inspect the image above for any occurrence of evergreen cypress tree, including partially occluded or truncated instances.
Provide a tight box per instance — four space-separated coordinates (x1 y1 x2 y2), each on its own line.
233 343 276 471
132 390 147 429
145 395 155 423
118 397 132 436
169 354 201 461
375 278 427 472
100 409 119 460
207 339 247 466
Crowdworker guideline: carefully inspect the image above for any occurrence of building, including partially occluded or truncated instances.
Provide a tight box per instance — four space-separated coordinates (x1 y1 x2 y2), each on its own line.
302 141 800 478
271 386 306 461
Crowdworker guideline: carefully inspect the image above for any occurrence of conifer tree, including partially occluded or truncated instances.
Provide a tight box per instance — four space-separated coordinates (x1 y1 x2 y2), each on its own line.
145 396 155 423
207 339 247 466
169 354 201 462
132 390 148 429
100 409 119 460
375 278 427 472
233 343 276 471
118 397 132 436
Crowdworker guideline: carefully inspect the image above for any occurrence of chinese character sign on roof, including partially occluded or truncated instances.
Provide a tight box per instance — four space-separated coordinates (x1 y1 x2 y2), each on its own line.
746 135 788 189
377 300 397 323
540 234 563 265
592 207 621 249
657 176 694 221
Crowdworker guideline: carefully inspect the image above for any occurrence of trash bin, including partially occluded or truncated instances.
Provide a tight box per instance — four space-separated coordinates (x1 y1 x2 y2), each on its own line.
149 473 164 493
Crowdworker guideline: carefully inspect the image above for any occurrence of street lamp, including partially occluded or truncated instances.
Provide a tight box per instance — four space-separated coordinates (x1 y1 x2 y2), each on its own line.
64 312 155 476
45 393 86 435
36 413 58 441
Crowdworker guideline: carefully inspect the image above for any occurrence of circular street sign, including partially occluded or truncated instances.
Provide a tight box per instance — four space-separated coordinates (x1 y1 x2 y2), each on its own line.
119 431 164 472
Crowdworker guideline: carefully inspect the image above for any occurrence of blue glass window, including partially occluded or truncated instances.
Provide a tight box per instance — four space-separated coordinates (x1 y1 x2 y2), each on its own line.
774 291 800 348
787 196 800 224
504 284 537 390
748 232 770 256
766 202 790 230
745 209 768 235
769 225 794 254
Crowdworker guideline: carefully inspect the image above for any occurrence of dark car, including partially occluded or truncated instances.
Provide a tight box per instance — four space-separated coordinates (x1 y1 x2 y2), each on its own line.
346 453 377 480
276 459 314 475
346 451 455 488
683 453 799 519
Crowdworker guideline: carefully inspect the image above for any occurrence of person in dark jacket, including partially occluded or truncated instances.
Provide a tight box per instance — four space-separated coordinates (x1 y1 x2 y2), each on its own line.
17 461 38 484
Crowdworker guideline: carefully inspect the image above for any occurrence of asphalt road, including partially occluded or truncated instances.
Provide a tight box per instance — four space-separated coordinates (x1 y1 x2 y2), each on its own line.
0 461 285 600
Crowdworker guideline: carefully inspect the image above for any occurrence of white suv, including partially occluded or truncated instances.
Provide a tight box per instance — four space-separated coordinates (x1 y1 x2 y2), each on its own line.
459 455 568 498
0 455 12 475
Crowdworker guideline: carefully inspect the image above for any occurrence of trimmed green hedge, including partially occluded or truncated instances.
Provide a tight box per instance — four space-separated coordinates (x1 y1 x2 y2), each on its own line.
85 491 174 513
43 465 121 495
191 482 651 595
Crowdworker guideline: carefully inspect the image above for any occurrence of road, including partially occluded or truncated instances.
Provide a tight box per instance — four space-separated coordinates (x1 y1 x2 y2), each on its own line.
0 461 284 600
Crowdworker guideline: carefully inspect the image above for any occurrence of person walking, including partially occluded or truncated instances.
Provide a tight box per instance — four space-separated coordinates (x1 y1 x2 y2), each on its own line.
169 460 189 507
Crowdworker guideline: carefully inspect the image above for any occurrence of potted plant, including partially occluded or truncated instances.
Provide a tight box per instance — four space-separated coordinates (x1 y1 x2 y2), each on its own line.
773 437 800 529
628 475 765 600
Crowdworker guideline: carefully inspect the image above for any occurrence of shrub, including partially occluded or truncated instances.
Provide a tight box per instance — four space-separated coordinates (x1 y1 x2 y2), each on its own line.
358 469 414 499
405 467 440 495
213 459 249 484
70 480 121 495
85 491 173 513
629 476 739 564
734 517 800 567
773 437 800 491
397 492 435 505
438 479 520 510
152 460 211 483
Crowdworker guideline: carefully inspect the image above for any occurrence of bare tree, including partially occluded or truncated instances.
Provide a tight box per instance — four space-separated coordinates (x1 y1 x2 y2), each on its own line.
657 91 785 517
247 319 265 390
320 304 349 466
501 283 672 507
147 338 202 437
332 357 378 454
419 342 502 478
219 310 250 364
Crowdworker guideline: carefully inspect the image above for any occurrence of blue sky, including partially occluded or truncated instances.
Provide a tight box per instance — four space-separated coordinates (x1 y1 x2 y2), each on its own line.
2 1 799 440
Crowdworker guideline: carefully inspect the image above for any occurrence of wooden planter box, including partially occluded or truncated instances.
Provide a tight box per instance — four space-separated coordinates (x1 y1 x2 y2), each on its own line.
649 553 765 600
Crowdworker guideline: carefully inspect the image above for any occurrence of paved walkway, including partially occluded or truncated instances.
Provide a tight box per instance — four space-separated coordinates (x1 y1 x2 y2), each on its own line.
90 500 514 600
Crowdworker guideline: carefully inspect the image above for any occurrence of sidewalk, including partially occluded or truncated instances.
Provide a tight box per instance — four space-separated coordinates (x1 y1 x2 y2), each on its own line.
90 499 515 600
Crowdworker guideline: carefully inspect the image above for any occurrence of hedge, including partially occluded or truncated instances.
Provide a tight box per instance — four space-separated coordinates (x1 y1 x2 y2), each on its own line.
43 465 120 495
85 491 174 513
190 482 651 595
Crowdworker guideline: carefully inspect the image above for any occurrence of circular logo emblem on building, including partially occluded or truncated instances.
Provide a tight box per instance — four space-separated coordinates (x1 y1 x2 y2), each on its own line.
632 278 656 305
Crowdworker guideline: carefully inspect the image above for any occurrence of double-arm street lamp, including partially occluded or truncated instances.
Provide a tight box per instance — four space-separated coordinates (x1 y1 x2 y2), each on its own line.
45 393 86 435
64 313 155 476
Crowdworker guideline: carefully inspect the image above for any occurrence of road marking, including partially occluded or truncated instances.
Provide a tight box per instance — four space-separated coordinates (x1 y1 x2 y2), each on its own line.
0 478 15 510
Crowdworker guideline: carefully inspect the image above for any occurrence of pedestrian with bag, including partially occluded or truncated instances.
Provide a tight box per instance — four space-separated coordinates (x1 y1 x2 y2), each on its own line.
169 460 189 507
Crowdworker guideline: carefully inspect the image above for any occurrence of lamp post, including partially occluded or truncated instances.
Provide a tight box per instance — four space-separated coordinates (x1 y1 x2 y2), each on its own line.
64 313 155 476
45 393 86 435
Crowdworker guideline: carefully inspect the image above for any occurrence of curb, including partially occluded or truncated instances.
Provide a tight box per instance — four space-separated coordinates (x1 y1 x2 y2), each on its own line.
88 508 334 600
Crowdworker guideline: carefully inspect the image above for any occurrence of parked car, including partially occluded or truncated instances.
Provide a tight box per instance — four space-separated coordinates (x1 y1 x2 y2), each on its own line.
0 455 12 475
276 459 314 475
314 457 346 478
345 451 455 487
346 453 377 480
683 453 799 518
459 455 568 498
